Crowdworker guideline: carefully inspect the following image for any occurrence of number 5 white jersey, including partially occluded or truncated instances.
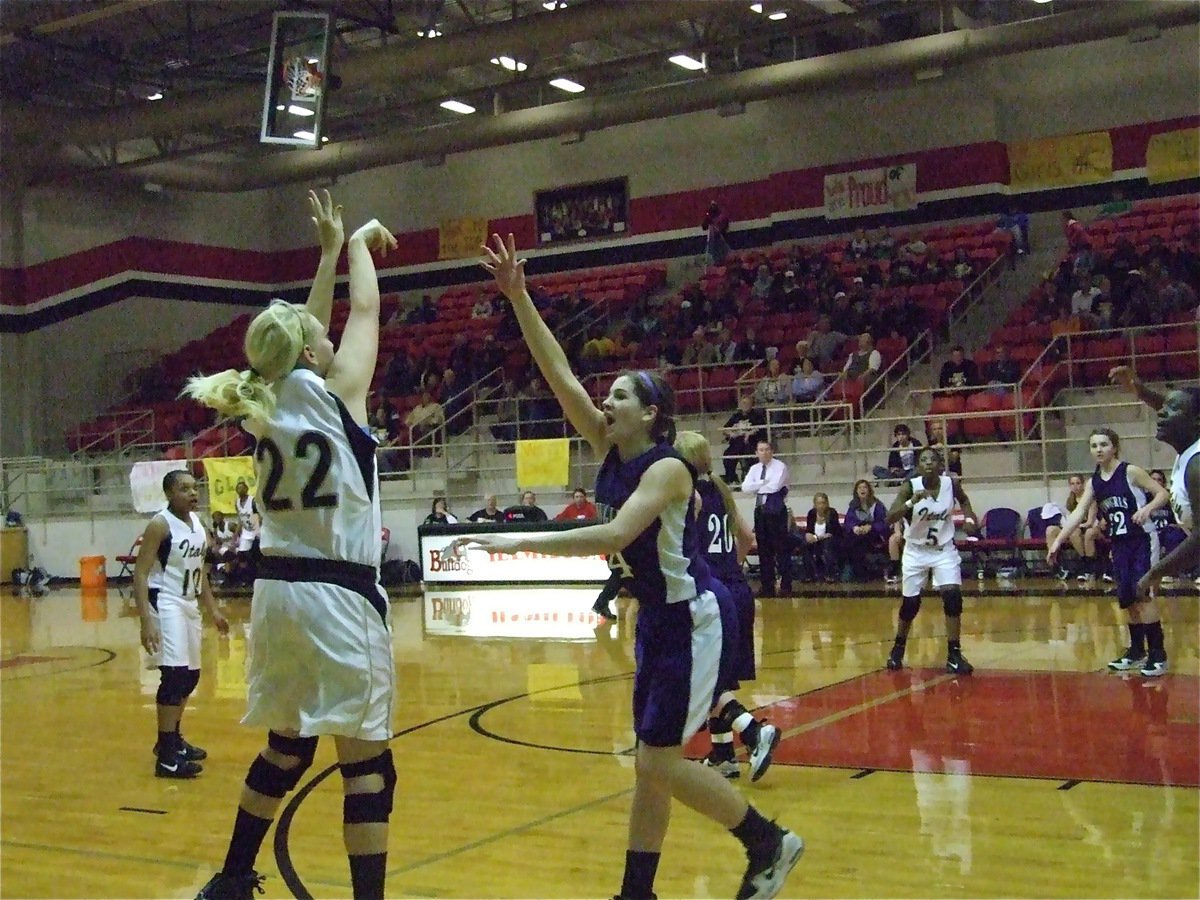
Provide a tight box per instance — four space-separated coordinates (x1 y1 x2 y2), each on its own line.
147 509 207 600
904 474 957 550
244 368 382 568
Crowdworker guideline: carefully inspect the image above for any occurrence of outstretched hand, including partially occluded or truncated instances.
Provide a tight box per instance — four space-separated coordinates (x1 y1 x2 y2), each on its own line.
308 189 344 255
481 232 527 302
349 219 399 256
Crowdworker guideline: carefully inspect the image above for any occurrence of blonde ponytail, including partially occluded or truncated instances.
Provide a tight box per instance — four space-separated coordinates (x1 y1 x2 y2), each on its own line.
675 429 746 548
183 299 320 422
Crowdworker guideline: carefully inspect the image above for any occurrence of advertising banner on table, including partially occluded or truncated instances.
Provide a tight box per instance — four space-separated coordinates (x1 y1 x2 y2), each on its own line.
424 586 613 640
129 460 189 514
823 163 917 219
1008 131 1112 189
201 456 257 514
515 437 569 488
419 529 610 583
1146 127 1200 185
438 216 490 260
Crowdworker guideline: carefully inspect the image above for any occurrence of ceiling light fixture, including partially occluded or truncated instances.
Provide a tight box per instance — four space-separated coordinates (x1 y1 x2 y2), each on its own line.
549 77 585 93
490 55 528 72
669 53 705 71
440 99 476 114
293 130 316 141
287 104 315 117
542 0 565 8
417 27 442 37
768 11 787 20
145 90 164 101
750 3 763 12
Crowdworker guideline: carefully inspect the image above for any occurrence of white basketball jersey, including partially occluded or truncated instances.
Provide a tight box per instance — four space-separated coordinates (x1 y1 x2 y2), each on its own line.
236 494 258 535
904 475 956 550
1170 438 1200 533
244 368 381 567
148 509 206 600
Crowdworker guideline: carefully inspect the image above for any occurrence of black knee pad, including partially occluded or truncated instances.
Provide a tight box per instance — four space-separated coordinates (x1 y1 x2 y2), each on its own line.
941 587 963 618
156 666 194 706
340 749 397 825
245 732 318 798
898 595 922 623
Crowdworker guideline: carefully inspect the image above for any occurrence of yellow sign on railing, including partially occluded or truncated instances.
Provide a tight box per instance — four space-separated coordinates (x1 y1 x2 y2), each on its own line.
1008 131 1112 189
516 438 569 488
439 216 490 260
202 456 257 514
1146 127 1200 185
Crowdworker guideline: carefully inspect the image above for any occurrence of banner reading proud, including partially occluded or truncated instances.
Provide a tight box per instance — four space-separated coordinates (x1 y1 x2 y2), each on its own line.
1008 131 1112 189
1146 127 1200 185
824 164 917 220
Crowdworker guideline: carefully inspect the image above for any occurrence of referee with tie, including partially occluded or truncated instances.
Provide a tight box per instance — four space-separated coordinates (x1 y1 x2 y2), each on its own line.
742 439 793 598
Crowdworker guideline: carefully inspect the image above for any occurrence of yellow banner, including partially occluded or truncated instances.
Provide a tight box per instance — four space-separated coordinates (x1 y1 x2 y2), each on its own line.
515 438 569 488
1146 127 1200 185
1008 131 1112 189
202 456 257 514
439 216 490 260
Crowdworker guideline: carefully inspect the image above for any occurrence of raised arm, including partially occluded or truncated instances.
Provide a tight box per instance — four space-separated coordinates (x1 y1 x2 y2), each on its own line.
303 189 346 331
1109 365 1166 412
326 219 398 424
482 233 607 455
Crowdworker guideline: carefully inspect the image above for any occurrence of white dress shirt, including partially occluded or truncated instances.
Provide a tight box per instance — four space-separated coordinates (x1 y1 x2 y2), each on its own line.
742 458 790 501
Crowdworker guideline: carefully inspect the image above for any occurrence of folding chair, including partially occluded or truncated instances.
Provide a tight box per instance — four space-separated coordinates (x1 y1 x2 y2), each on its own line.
115 535 143 578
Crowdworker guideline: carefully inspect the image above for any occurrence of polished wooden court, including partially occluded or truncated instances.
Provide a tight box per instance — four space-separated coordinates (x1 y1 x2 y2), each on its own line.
2 579 1197 899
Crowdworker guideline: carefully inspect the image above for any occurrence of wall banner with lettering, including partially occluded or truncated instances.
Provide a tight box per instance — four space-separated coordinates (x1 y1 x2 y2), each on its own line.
438 216 490 260
1146 127 1200 185
1008 131 1113 190
823 164 917 220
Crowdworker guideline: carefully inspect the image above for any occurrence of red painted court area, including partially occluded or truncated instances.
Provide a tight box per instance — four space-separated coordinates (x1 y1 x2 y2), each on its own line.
701 670 1199 788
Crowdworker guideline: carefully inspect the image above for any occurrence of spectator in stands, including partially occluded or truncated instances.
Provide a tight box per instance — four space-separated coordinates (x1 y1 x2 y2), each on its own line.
900 235 928 259
938 345 979 394
447 333 472 378
754 358 790 407
521 375 564 438
777 270 803 312
702 201 731 266
1062 211 1096 276
405 293 437 325
471 294 494 319
681 326 719 367
416 357 442 395
984 344 1021 390
873 423 922 483
1096 186 1133 218
951 248 975 281
209 510 238 584
504 491 547 522
405 390 444 456
370 396 400 442
735 327 768 364
721 395 767 484
925 419 962 476
1070 275 1102 320
1049 305 1083 338
800 493 841 583
996 205 1030 254
751 265 774 302
715 327 739 365
423 497 458 525
838 332 882 386
805 315 851 372
791 357 825 404
555 487 598 521
471 333 505 387
440 369 470 436
870 228 895 258
381 352 415 395
850 228 870 259
487 378 520 448
842 480 888 580
468 495 504 523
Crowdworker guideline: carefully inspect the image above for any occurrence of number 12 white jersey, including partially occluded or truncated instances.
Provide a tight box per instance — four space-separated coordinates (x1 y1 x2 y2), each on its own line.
243 368 381 568
904 474 957 550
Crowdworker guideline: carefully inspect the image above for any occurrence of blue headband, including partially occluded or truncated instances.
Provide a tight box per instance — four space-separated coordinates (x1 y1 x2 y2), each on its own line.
636 371 661 405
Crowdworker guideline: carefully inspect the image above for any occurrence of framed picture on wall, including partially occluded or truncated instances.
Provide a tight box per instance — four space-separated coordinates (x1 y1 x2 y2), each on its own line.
534 177 629 245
